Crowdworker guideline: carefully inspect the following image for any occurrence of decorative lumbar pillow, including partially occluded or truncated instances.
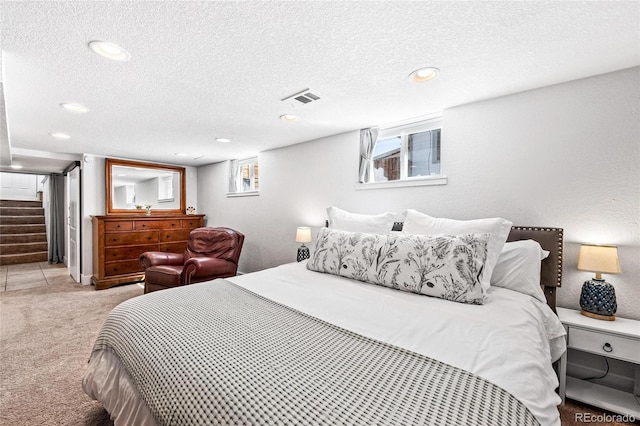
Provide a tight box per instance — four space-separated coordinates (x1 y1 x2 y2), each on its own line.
327 206 399 234
490 240 549 303
307 228 489 305
402 210 513 292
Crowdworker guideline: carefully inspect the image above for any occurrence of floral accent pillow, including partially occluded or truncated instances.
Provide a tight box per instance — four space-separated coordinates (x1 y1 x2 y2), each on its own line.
307 228 489 305
402 210 513 292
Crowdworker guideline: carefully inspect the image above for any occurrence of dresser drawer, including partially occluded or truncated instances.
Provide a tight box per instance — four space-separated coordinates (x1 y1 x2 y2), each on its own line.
182 218 202 229
105 260 144 276
160 229 192 242
159 241 189 253
105 244 158 261
568 327 640 363
105 231 159 246
104 221 133 231
134 220 181 230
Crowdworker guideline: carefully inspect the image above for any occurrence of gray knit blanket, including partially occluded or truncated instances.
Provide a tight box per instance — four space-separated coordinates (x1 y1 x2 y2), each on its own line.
91 280 539 425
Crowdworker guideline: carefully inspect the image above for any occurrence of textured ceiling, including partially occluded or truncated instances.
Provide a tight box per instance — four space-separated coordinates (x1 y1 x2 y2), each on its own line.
1 1 639 172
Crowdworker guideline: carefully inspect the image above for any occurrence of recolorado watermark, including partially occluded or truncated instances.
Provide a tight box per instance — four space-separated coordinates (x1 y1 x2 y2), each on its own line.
575 412 636 423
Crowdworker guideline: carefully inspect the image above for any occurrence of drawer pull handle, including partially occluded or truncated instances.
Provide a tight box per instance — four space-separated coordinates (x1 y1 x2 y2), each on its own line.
603 343 613 353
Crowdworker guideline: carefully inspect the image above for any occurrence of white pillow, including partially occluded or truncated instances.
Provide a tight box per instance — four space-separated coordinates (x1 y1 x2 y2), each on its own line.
402 209 513 291
490 240 549 303
327 206 397 234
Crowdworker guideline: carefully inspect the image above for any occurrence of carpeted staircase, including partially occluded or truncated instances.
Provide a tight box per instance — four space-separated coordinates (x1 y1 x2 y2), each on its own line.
0 199 48 265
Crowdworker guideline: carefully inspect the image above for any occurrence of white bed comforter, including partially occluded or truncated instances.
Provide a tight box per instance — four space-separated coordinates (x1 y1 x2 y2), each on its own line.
227 261 566 426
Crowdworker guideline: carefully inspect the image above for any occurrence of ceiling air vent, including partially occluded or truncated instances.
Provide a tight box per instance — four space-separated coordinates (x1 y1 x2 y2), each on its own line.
281 89 320 105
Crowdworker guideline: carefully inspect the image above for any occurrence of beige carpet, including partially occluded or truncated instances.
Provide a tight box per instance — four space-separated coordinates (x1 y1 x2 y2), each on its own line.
0 281 143 426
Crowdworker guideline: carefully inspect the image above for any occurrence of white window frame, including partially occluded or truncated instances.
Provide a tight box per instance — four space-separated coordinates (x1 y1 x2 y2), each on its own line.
357 116 446 190
227 156 259 197
157 175 174 202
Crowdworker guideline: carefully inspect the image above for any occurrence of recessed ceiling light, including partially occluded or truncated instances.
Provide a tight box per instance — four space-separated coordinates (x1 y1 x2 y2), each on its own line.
10 165 23 169
60 103 90 114
175 153 189 157
409 67 439 82
49 132 71 139
215 138 231 143
88 41 131 61
280 114 299 121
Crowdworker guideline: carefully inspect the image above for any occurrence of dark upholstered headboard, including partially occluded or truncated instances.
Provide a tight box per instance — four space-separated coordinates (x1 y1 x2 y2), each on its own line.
506 226 563 313
324 221 564 312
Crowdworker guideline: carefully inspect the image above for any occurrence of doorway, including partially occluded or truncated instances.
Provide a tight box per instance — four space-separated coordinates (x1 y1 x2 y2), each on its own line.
66 164 81 282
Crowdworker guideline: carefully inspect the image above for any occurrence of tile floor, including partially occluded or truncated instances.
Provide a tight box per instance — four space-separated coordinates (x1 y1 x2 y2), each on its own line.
0 261 76 291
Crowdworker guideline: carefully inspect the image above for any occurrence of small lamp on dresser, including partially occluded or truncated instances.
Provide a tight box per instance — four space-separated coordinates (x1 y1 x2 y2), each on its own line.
296 227 312 262
577 244 621 321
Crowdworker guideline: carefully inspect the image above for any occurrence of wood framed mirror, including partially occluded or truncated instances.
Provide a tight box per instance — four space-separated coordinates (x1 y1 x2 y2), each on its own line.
106 158 186 215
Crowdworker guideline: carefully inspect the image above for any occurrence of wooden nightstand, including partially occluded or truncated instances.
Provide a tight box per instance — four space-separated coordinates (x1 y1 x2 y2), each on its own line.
557 307 640 417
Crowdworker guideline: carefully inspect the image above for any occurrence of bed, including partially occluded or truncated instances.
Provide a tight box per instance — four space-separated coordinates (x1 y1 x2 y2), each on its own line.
83 221 566 426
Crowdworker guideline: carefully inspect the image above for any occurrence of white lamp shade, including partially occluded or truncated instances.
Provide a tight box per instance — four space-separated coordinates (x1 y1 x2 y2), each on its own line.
295 227 312 243
577 244 621 274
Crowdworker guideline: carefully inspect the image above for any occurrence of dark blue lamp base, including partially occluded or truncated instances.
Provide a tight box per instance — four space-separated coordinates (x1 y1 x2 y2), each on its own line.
579 279 617 321
297 245 310 262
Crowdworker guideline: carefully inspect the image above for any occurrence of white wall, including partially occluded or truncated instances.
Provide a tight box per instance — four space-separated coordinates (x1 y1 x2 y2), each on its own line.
79 155 198 284
134 178 157 207
0 172 39 200
80 156 105 284
198 67 640 320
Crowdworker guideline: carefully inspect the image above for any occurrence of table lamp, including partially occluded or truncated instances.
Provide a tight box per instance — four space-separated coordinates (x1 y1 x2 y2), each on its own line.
296 227 312 262
577 244 621 321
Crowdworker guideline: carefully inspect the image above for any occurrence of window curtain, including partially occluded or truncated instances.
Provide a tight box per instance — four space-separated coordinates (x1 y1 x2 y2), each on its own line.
228 159 239 193
48 173 65 263
358 128 379 183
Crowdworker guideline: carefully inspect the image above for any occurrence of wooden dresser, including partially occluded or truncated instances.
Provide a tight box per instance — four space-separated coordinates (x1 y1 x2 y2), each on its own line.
91 214 205 290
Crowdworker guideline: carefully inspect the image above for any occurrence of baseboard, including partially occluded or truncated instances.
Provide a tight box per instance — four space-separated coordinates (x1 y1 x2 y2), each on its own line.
80 273 92 286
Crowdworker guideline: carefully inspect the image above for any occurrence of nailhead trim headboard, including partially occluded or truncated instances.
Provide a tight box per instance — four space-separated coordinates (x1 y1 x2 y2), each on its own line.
506 226 564 313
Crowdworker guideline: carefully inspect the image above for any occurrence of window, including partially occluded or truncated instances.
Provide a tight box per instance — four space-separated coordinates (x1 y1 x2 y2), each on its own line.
360 117 445 189
228 157 259 196
157 175 174 202
373 136 401 181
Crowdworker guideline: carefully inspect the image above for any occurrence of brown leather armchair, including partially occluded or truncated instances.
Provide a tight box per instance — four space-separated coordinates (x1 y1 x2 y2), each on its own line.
140 227 244 294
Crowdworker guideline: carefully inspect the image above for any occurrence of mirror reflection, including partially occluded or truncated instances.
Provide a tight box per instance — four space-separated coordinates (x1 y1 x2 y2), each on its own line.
111 166 181 210
105 158 186 215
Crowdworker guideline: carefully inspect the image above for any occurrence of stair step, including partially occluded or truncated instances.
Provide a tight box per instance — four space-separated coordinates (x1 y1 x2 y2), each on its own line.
0 200 42 208
0 224 47 234
0 233 47 244
0 207 45 216
0 200 49 266
0 215 46 225
0 252 48 266
0 242 48 255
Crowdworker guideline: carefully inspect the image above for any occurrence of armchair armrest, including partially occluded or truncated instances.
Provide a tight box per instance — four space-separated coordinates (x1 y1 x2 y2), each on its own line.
140 251 185 269
183 257 237 284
